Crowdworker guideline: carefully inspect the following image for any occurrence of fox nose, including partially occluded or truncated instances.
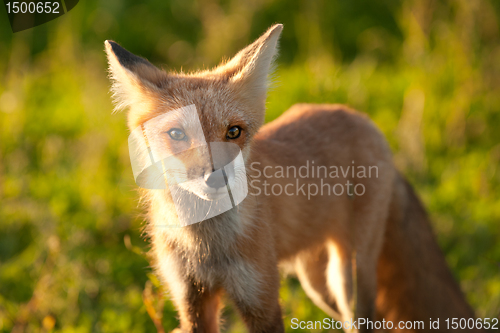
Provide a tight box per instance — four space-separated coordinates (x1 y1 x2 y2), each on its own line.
204 170 226 189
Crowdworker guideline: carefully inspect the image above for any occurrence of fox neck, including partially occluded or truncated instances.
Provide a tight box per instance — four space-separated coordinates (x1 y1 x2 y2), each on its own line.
145 161 258 243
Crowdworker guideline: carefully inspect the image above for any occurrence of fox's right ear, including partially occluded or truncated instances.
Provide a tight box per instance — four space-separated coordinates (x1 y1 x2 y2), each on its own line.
105 40 165 114
216 24 283 105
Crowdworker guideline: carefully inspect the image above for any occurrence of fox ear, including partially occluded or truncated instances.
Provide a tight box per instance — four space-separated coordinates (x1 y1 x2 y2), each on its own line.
220 24 283 103
105 40 165 113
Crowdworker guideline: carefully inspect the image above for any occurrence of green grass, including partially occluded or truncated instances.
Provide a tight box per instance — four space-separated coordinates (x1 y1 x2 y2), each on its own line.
0 0 499 332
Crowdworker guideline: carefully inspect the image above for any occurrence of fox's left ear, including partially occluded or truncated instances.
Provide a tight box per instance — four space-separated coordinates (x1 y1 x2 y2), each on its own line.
218 24 283 104
105 40 165 114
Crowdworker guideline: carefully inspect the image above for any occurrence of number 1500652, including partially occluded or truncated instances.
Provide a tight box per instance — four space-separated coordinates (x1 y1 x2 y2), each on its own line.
445 318 498 330
5 2 60 14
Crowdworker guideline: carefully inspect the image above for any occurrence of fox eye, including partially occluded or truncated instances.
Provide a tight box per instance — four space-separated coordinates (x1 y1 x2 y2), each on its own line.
227 126 241 139
167 128 186 141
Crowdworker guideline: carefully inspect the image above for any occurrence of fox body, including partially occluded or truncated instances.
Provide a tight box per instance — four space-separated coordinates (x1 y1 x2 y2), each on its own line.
106 25 479 332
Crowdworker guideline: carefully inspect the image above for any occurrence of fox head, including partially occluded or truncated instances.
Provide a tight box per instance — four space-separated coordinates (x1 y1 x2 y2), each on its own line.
105 24 282 205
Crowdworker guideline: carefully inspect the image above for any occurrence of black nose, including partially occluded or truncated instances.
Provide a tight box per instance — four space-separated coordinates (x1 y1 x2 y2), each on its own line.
205 171 226 189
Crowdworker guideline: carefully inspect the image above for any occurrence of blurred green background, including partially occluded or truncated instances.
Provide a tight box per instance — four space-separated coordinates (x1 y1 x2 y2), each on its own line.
1 0 499 332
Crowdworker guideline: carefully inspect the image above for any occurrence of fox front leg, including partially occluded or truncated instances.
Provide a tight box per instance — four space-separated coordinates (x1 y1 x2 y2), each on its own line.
228 282 284 333
158 253 222 333
223 255 285 333
173 281 222 333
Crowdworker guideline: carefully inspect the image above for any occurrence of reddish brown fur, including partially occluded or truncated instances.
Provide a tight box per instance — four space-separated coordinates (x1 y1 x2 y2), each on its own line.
375 174 478 331
106 24 481 332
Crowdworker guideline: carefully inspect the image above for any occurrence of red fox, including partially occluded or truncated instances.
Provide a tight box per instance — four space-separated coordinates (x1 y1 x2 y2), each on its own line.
106 24 482 332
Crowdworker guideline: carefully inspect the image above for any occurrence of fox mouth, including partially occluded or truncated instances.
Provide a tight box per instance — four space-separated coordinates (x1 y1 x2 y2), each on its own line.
177 177 231 201
199 189 229 201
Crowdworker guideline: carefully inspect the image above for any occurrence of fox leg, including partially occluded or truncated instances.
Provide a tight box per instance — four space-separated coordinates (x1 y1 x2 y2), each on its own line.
158 254 222 333
294 240 365 332
230 296 284 333
324 240 359 330
169 278 222 333
332 195 390 332
294 244 342 320
224 254 285 332
172 281 221 333
296 238 381 333
319 239 376 333
350 188 393 332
